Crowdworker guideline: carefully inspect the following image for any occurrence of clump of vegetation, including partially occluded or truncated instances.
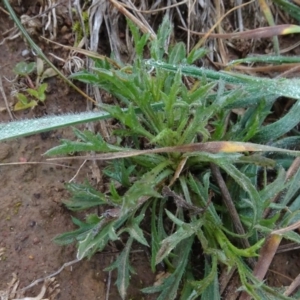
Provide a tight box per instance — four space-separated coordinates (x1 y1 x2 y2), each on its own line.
72 10 90 46
12 58 56 110
43 17 300 300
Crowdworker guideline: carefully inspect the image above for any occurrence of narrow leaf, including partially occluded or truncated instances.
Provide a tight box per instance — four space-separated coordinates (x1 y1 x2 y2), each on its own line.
0 103 164 142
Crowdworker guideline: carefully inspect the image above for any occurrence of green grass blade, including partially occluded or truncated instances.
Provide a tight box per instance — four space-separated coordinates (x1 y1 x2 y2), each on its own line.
272 0 300 21
0 111 108 141
228 55 300 66
254 101 300 142
258 0 279 54
146 60 300 100
0 103 164 142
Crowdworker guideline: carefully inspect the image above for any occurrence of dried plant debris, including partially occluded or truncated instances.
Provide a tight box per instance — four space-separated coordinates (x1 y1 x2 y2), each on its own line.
0 274 60 300
0 248 5 259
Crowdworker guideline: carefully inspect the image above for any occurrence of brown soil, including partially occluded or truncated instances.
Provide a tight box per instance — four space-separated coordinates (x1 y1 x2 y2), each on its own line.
0 7 155 300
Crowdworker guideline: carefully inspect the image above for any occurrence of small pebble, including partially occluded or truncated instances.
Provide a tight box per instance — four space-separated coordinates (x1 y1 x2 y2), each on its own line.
32 237 40 244
20 235 29 242
60 25 68 33
0 144 12 160
21 49 30 57
33 193 41 200
29 220 36 227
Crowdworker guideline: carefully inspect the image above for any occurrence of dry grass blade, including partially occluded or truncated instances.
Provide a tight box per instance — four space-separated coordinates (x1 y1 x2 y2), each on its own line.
284 273 300 296
271 220 300 235
210 163 252 251
277 242 300 253
0 6 9 15
226 63 300 74
121 0 188 13
123 0 156 36
191 0 254 50
0 274 60 300
85 0 111 141
169 157 187 187
162 186 207 214
0 161 75 168
109 0 156 40
214 0 228 65
40 36 121 68
235 0 244 31
252 235 282 281
258 0 280 54
275 64 300 78
219 267 237 296
181 24 300 39
0 73 14 119
46 141 300 161
19 259 80 293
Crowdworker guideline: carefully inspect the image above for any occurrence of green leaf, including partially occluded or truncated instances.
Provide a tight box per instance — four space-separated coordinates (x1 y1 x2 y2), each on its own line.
168 42 186 64
124 206 149 246
13 61 36 76
190 256 219 299
254 101 300 142
102 104 155 140
142 237 193 300
192 152 263 229
280 230 300 245
53 216 97 245
127 18 149 58
228 100 271 142
150 15 172 60
259 168 286 206
156 216 202 264
187 82 216 104
27 88 39 99
151 198 168 272
37 83 48 101
272 0 300 21
186 48 207 64
15 93 29 105
104 237 135 299
164 209 185 226
121 162 168 212
40 67 57 81
45 128 120 156
103 160 135 187
69 70 101 84
281 167 300 207
288 194 300 213
14 99 37 111
77 221 118 260
188 173 222 226
85 68 140 103
63 182 108 211
146 60 300 100
201 257 220 300
228 55 300 66
0 102 165 142
36 57 44 76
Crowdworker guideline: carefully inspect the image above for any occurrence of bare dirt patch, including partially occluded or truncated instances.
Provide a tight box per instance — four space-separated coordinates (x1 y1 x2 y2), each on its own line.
0 7 155 300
